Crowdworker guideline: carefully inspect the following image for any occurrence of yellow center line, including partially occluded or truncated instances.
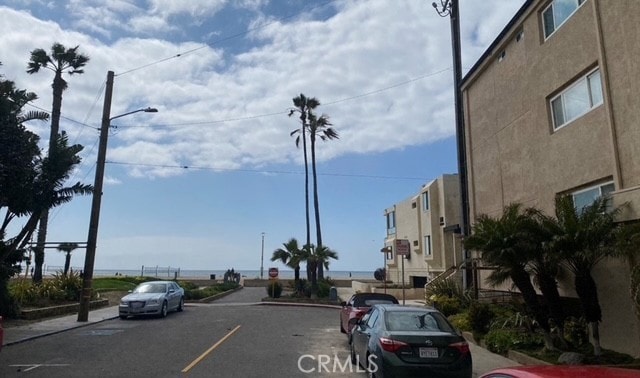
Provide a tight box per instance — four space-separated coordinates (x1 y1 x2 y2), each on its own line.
182 325 242 373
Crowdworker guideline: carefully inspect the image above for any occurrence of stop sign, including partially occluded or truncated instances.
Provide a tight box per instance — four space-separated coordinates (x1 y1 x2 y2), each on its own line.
268 267 279 279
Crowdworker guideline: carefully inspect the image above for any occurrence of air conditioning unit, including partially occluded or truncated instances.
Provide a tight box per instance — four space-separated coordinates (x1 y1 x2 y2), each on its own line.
439 216 445 226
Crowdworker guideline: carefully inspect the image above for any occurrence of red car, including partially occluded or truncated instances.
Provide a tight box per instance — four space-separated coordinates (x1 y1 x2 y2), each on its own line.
340 293 398 338
480 365 640 378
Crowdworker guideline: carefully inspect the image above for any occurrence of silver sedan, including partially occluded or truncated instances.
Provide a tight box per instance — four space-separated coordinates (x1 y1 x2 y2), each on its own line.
119 281 185 319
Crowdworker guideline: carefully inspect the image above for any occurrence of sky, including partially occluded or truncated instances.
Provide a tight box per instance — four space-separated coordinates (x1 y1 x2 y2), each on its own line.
0 0 525 273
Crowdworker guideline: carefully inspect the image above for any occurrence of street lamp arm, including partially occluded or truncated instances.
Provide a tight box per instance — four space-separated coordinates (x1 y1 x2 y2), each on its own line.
110 107 158 121
433 0 452 17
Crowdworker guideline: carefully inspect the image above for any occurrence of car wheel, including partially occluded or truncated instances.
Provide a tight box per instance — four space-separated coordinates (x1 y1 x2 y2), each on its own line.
177 297 184 312
350 342 357 365
160 301 168 318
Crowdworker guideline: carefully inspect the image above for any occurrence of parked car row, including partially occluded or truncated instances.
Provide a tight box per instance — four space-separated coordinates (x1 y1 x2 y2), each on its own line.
341 293 471 378
339 292 640 378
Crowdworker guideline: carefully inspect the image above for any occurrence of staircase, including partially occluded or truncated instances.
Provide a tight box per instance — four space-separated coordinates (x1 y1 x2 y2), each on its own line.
423 261 464 303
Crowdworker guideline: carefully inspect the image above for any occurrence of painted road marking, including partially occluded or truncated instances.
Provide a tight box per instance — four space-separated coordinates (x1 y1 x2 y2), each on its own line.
181 325 242 373
10 364 70 372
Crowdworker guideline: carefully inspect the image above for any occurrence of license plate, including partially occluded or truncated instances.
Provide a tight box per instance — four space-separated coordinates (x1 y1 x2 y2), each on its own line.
419 347 439 358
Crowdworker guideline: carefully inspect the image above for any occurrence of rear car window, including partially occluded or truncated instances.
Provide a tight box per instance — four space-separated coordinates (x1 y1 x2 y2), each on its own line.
385 311 455 332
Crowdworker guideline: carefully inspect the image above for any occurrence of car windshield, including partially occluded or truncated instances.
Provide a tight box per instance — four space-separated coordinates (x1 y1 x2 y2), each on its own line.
363 299 396 306
134 283 167 294
385 311 455 332
353 295 398 307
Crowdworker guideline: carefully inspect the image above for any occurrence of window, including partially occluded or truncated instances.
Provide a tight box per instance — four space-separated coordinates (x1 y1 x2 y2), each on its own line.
424 235 432 256
386 211 396 235
421 192 429 211
551 69 603 130
543 0 586 39
498 50 506 62
386 250 393 260
572 182 614 212
516 29 524 42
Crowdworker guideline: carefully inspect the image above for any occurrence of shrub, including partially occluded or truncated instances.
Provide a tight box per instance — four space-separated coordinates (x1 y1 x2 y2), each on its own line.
317 278 334 298
564 316 589 347
484 328 544 355
266 281 283 298
448 313 471 332
51 272 83 301
432 295 463 316
468 301 493 335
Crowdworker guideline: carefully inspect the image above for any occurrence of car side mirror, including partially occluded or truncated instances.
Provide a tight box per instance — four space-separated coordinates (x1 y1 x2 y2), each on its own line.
169 289 175 293
340 301 347 307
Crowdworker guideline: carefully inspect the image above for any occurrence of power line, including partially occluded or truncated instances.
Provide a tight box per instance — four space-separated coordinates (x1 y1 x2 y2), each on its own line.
113 68 451 129
106 160 429 181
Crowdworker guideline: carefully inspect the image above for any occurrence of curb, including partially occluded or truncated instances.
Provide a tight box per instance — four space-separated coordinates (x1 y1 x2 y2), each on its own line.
4 313 119 347
195 286 244 303
258 301 342 310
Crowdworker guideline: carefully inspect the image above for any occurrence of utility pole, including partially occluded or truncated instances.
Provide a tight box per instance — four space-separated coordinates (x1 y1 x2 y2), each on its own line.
433 0 472 291
260 232 265 279
78 70 114 322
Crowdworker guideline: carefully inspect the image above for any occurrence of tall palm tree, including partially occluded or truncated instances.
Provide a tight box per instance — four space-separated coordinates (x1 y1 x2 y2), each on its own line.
57 242 79 275
27 43 89 283
314 244 338 280
464 203 555 350
308 112 339 262
289 94 319 258
271 238 303 283
548 195 619 356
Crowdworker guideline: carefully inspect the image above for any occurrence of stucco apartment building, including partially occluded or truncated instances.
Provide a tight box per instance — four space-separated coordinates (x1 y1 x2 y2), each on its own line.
383 174 461 288
461 0 640 356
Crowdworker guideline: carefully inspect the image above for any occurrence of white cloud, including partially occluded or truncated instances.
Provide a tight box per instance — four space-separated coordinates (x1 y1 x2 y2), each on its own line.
0 1 525 180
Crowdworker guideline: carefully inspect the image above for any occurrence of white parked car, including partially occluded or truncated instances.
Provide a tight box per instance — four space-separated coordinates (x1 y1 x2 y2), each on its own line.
119 281 184 319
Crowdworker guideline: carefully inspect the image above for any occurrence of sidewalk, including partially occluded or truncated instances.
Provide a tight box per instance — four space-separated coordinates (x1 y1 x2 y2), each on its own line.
2 305 120 346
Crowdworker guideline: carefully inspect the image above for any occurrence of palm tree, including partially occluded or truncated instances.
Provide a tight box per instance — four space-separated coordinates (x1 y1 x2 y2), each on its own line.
3 132 92 265
27 43 89 283
314 244 338 280
308 112 339 262
612 222 640 321
271 238 303 283
548 195 619 356
289 94 319 258
57 242 79 275
464 203 555 350
527 210 568 346
26 45 87 280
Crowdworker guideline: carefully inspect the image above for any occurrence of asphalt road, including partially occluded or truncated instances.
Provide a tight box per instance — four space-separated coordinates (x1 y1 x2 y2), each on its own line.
0 288 514 377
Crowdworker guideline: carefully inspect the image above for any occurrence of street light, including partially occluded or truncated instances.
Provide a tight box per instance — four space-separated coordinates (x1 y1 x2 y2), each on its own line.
78 70 157 322
260 232 265 279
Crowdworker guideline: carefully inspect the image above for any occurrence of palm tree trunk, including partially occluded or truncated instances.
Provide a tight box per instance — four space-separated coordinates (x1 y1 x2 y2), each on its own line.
33 70 64 284
33 215 47 283
537 272 567 347
511 269 555 350
575 272 603 356
64 252 71 275
310 133 323 283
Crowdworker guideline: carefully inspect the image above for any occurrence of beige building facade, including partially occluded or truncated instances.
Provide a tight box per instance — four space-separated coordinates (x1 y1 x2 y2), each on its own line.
383 174 462 287
461 0 640 357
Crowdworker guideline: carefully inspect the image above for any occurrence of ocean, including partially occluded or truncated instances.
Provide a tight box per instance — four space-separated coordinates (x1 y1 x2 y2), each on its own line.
38 265 375 280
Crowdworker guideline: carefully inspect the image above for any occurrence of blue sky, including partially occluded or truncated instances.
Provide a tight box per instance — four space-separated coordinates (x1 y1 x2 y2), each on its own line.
1 0 525 273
